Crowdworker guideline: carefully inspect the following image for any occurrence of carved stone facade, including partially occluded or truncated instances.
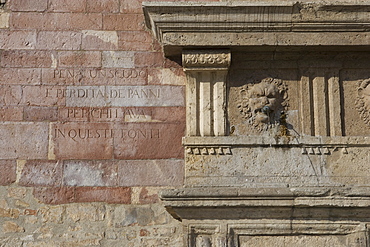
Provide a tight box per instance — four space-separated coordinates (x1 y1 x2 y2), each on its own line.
144 1 370 246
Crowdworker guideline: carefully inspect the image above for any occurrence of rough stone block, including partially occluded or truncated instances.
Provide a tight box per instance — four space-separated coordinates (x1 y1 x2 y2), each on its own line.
113 122 185 159
103 14 145 31
58 51 101 68
75 187 131 204
37 31 82 50
23 106 58 121
102 51 134 68
0 31 36 49
19 160 63 187
0 85 22 106
118 31 153 51
87 0 120 13
0 107 23 121
148 68 186 85
0 122 48 159
0 160 16 185
82 30 118 50
134 52 164 68
33 187 75 204
51 122 114 160
117 159 184 186
0 50 52 68
11 13 102 30
2 221 24 233
0 68 41 85
21 86 66 106
49 0 86 12
10 0 48 12
63 160 118 186
120 0 143 14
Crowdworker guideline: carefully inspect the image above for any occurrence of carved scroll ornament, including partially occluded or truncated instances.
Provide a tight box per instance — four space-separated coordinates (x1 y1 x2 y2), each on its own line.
356 79 370 127
182 50 231 70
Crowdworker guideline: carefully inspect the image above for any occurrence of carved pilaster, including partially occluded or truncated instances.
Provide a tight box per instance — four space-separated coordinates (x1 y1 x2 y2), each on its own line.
182 50 231 136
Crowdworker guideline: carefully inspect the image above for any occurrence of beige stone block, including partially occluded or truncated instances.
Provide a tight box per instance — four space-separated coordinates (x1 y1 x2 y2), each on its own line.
0 13 9 29
2 221 24 233
102 51 134 68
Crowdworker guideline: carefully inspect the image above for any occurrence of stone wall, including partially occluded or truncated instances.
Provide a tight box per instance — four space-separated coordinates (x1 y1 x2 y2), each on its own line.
0 0 192 246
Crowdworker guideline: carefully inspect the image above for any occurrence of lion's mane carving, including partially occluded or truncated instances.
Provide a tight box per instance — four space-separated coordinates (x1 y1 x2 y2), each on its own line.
237 78 288 131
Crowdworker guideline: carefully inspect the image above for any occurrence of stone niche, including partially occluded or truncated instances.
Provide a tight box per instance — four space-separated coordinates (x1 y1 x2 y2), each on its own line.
144 1 370 246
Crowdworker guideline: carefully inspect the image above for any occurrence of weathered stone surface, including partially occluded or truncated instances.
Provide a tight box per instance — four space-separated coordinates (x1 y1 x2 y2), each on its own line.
117 160 184 186
50 122 114 160
0 160 16 186
74 187 131 204
19 160 63 187
113 122 185 159
23 106 58 121
0 123 48 159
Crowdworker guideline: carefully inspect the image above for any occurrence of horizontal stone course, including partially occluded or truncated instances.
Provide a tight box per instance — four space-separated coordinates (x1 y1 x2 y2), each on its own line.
0 50 52 68
10 0 48 12
19 160 63 187
0 68 41 85
0 31 36 50
37 31 82 50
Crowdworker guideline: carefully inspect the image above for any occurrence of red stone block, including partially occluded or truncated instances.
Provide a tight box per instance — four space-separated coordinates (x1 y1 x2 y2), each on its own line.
0 107 23 121
0 31 36 50
0 69 41 85
58 51 101 68
0 160 16 185
23 106 58 121
134 52 165 68
113 122 185 159
103 14 145 31
120 0 143 14
19 160 63 187
37 31 82 50
118 31 153 51
51 122 114 160
33 187 75 204
20 86 66 106
75 187 131 204
87 0 120 13
49 0 86 12
0 50 52 68
10 0 48 12
81 30 118 50
0 85 22 106
117 159 184 186
11 13 102 30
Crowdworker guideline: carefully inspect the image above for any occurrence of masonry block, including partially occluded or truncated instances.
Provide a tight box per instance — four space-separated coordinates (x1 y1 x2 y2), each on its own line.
87 0 120 13
0 122 49 159
118 31 153 51
58 51 101 68
75 187 131 204
21 86 66 106
0 107 23 121
19 160 63 187
0 85 22 106
0 13 9 29
82 30 118 50
37 31 82 50
23 106 58 121
134 52 165 68
49 0 86 12
51 122 114 160
63 160 118 186
1 50 52 68
103 14 145 31
0 68 41 85
120 0 143 14
113 122 185 159
0 31 36 50
10 0 48 12
102 51 134 68
117 159 184 186
0 160 16 185
33 187 75 204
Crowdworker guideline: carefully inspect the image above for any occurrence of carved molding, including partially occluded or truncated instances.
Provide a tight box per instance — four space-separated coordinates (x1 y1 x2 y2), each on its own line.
356 79 370 127
186 146 232 155
182 50 231 70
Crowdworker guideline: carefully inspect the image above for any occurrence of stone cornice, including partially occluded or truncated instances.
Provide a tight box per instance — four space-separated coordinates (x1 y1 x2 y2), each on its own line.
143 1 370 56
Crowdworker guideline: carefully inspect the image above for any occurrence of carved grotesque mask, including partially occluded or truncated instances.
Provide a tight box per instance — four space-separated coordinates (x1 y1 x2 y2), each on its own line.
238 78 287 131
